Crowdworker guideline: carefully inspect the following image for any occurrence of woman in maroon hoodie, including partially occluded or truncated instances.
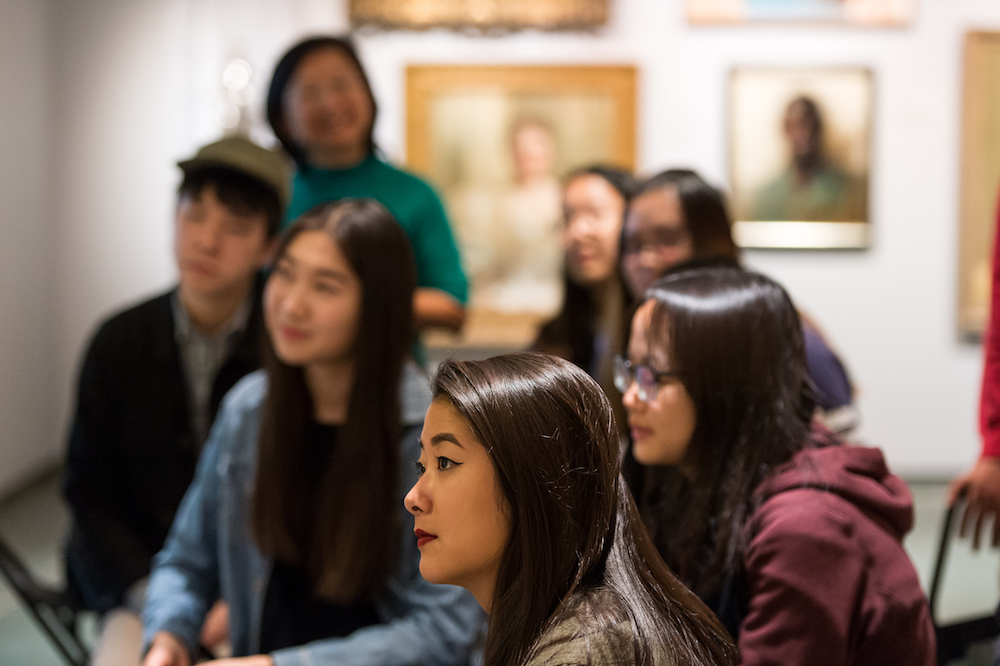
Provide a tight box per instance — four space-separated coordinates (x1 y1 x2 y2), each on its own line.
618 264 935 665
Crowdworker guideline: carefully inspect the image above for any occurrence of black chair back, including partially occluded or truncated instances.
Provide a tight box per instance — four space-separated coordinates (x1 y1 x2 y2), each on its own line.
0 532 89 666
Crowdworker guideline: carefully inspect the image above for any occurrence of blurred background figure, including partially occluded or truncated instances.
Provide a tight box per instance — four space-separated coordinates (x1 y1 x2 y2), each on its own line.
63 136 287 666
621 169 737 300
141 200 482 666
267 36 468 333
535 165 638 430
622 169 857 434
950 195 1000 548
751 96 866 222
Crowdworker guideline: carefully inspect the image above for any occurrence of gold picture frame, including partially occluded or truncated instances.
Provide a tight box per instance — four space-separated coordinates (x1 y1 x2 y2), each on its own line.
728 67 874 249
406 65 636 349
958 32 1000 338
351 0 608 30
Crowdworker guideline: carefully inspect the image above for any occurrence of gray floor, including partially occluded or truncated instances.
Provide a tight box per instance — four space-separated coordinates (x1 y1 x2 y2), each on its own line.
0 472 997 665
0 471 74 665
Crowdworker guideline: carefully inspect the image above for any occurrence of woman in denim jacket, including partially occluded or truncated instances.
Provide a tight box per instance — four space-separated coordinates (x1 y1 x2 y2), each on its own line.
142 199 484 666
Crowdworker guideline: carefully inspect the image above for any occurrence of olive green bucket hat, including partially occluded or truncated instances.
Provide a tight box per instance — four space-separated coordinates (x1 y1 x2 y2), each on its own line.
177 135 291 208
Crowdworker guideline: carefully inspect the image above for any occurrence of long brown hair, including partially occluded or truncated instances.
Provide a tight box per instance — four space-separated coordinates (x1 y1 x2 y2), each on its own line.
627 266 815 602
433 353 737 666
251 198 415 602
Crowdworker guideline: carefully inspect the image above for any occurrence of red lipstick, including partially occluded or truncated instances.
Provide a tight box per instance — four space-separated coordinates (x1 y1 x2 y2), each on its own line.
414 529 437 548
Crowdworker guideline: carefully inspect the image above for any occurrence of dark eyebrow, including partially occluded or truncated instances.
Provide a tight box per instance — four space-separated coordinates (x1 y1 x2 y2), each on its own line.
430 433 465 449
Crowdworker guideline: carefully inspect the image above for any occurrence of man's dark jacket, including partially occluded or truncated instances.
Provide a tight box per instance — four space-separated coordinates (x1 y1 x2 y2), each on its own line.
63 282 264 613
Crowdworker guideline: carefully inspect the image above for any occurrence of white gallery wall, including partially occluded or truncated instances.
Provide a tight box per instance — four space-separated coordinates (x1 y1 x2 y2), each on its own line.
2 0 999 495
0 0 56 494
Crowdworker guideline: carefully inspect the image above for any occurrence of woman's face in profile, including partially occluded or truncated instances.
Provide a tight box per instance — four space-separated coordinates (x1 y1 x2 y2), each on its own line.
621 186 693 299
264 230 362 368
621 301 697 468
282 47 374 163
405 397 511 610
562 174 625 288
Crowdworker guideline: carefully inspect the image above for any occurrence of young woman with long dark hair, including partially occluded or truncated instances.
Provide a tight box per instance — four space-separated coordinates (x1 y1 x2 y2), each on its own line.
534 166 638 427
141 199 482 666
267 36 467 333
405 352 737 666
619 169 738 301
620 265 935 665
621 168 856 432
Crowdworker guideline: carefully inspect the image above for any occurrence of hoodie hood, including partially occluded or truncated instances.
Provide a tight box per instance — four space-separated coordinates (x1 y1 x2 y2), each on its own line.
752 444 914 540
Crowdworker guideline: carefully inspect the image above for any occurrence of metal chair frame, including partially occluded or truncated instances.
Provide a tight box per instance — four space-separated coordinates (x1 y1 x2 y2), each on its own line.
928 494 1000 664
0 532 89 666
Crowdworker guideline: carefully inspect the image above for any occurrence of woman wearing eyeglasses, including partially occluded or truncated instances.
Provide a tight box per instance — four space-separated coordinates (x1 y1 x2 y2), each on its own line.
616 265 935 666
619 169 737 301
620 169 857 435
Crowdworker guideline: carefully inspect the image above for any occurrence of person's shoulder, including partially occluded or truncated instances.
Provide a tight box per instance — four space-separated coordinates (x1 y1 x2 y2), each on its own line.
747 486 867 568
220 370 268 415
527 621 646 666
89 288 174 350
527 591 670 666
527 612 604 666
754 485 855 530
206 370 268 462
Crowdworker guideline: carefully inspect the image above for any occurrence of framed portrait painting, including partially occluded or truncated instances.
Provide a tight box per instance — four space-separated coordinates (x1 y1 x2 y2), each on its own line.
958 32 1000 338
729 67 873 249
686 0 913 26
406 65 636 349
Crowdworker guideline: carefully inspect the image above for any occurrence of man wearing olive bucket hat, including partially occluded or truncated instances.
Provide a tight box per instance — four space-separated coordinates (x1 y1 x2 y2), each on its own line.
63 136 289 665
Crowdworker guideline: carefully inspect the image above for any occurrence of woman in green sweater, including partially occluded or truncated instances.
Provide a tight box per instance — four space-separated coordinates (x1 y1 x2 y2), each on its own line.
267 36 467 332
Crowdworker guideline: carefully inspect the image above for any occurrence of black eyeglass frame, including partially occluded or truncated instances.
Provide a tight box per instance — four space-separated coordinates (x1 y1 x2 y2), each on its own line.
613 355 680 402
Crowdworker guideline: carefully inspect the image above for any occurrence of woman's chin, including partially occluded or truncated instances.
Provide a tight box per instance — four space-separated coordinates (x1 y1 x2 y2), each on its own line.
632 440 671 467
417 560 446 586
273 348 309 367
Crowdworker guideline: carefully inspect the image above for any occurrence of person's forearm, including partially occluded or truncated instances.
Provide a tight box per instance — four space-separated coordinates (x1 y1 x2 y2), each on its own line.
413 288 465 332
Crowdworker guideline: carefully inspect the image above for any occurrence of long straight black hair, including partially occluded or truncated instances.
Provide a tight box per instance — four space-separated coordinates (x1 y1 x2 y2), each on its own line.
535 165 638 370
266 36 378 167
433 353 737 666
251 198 415 602
627 266 815 601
